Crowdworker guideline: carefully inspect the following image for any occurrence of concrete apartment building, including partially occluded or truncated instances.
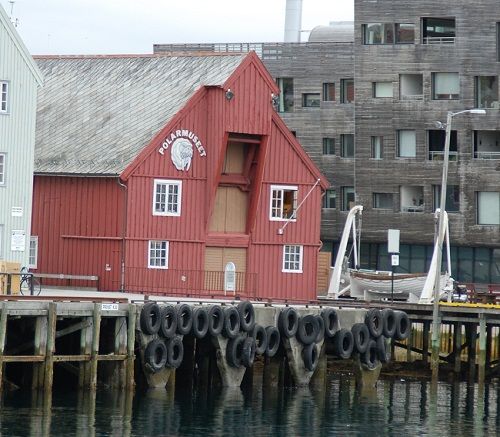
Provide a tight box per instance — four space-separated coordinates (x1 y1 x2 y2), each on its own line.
156 0 500 285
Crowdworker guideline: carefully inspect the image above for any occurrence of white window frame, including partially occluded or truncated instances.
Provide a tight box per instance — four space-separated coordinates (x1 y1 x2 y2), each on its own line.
152 179 182 217
29 236 38 269
0 153 5 185
148 240 169 269
282 245 303 273
477 192 500 225
0 81 8 113
270 185 298 221
373 82 393 98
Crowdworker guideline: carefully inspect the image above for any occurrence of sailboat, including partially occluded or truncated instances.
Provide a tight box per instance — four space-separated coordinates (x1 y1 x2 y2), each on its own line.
327 205 454 303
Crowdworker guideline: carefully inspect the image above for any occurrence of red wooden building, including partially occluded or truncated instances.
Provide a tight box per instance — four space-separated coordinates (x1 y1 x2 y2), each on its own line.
31 52 328 301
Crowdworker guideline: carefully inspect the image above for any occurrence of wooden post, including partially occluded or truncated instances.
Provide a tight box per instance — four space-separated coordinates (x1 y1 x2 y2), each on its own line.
453 321 462 375
478 315 486 385
44 303 57 392
485 324 492 370
467 323 477 382
0 303 7 392
32 316 48 389
422 321 430 364
114 316 127 388
79 317 93 388
90 303 102 389
126 304 136 390
406 326 413 362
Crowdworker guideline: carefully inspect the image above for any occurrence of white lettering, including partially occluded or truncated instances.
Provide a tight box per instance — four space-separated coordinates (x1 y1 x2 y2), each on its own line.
158 129 207 158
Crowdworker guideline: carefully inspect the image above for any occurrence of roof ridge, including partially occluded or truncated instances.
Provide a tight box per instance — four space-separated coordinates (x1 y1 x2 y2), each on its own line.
34 53 245 60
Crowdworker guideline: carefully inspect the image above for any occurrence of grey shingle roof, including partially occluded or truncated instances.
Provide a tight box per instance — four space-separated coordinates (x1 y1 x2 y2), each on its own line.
35 54 245 175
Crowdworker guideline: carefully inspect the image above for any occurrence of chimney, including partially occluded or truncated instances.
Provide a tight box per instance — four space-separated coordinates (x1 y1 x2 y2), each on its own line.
284 0 303 42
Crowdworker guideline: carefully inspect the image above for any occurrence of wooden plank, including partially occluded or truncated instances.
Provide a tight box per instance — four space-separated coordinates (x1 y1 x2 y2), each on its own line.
90 303 101 389
97 354 127 361
43 302 57 391
53 355 91 362
3 355 45 362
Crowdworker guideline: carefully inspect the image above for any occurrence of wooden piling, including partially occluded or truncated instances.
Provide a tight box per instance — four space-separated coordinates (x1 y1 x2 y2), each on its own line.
126 304 136 390
79 317 93 388
422 321 430 364
114 316 127 388
467 323 477 382
32 315 48 389
453 321 462 375
0 303 7 392
406 327 413 362
478 315 486 384
43 303 57 392
89 303 102 389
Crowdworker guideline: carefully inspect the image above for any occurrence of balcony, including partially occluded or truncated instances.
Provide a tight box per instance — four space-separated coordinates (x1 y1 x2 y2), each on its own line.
423 36 455 44
429 151 458 161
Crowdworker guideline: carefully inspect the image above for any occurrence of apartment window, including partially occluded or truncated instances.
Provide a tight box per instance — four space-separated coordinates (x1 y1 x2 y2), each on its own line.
433 185 459 212
397 130 416 158
302 93 320 108
340 134 354 158
29 237 38 269
340 79 354 103
371 136 383 159
475 76 499 109
276 78 294 112
497 23 500 61
373 82 393 98
0 82 8 113
270 185 298 220
323 189 336 209
432 73 459 100
373 193 393 209
323 83 335 101
400 186 424 212
0 153 5 185
282 245 303 273
322 138 335 155
428 130 457 161
473 131 500 160
153 179 182 216
363 23 394 44
341 187 355 211
400 74 423 100
148 240 169 269
477 192 500 225
395 23 415 44
422 18 456 44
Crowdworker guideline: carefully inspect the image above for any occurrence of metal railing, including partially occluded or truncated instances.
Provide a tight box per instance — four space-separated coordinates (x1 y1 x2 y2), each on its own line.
429 151 458 161
401 205 424 213
400 94 424 101
423 36 455 44
474 151 500 160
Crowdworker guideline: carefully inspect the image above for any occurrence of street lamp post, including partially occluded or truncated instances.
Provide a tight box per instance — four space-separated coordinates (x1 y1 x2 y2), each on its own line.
430 108 486 381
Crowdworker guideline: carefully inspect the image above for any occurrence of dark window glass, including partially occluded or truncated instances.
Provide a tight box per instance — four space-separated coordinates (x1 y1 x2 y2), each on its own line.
322 83 335 101
302 93 320 107
395 23 415 44
322 138 335 155
340 79 354 103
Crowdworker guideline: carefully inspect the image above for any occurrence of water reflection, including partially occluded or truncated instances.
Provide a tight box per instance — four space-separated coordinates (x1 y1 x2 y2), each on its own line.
0 377 498 436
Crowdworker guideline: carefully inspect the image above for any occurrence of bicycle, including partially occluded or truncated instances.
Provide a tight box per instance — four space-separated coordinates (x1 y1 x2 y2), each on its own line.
19 267 42 296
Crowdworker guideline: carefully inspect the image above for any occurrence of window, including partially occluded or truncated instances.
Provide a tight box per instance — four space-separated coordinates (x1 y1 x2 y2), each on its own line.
428 130 457 161
340 79 354 103
395 23 415 44
282 245 303 273
0 82 8 113
322 83 335 101
276 78 294 112
477 192 500 225
0 225 3 259
323 189 336 209
433 185 459 212
475 76 499 109
473 131 500 160
29 237 38 268
497 23 500 62
341 186 355 211
340 134 354 158
302 93 320 107
371 137 383 159
153 179 182 216
373 193 393 209
397 130 416 158
400 186 424 212
400 74 423 100
422 18 455 44
363 23 394 44
270 185 298 220
0 153 5 185
322 138 335 155
432 72 459 100
148 240 169 269
373 82 393 98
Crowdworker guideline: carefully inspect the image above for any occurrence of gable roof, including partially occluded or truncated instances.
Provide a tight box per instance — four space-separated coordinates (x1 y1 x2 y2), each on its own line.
34 54 246 175
0 5 43 85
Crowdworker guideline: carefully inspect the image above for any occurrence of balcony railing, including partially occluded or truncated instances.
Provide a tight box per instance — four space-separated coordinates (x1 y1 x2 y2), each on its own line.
474 151 500 160
429 151 458 161
400 94 424 101
423 36 456 44
401 205 424 213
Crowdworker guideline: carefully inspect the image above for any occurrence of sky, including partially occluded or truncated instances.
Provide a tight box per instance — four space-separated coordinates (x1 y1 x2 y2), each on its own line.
1 0 354 55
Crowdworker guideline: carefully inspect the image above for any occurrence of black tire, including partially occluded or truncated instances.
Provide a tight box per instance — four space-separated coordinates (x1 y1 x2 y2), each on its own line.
361 339 379 370
208 305 224 336
382 308 397 338
192 307 209 339
226 335 246 368
394 311 411 340
241 337 256 368
315 314 325 343
176 304 193 335
237 301 256 332
166 336 184 368
279 307 299 338
297 314 320 345
365 309 384 338
159 305 177 339
140 302 161 335
376 336 391 364
322 308 338 338
144 338 167 372
251 324 268 355
332 328 354 359
223 306 240 339
302 343 319 372
265 326 280 357
351 323 370 354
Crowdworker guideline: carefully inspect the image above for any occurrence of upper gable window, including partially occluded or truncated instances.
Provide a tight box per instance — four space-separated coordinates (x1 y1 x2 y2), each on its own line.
152 179 182 216
270 185 298 221
0 82 8 113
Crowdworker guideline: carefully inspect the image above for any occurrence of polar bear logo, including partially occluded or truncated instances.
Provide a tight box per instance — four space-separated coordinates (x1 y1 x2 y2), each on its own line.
171 138 194 171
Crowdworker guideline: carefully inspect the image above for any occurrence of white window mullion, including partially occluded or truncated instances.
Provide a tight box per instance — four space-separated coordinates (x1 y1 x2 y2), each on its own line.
153 179 182 216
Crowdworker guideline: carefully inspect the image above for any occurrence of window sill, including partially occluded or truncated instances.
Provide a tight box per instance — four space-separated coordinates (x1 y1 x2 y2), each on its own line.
282 269 303 274
147 266 169 270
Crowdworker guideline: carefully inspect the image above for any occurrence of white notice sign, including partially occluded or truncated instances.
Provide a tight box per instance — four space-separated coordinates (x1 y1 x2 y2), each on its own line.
11 207 23 217
391 254 400 267
101 303 119 311
11 230 26 252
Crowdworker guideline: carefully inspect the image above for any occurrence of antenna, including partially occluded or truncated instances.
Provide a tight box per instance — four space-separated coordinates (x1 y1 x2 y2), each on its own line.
8 1 19 27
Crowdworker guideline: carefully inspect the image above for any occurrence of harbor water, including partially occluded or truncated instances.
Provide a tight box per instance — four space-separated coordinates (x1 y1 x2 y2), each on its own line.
0 376 498 436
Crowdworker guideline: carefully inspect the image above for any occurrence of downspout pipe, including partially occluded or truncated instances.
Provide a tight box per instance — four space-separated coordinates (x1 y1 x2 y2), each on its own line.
117 178 128 293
